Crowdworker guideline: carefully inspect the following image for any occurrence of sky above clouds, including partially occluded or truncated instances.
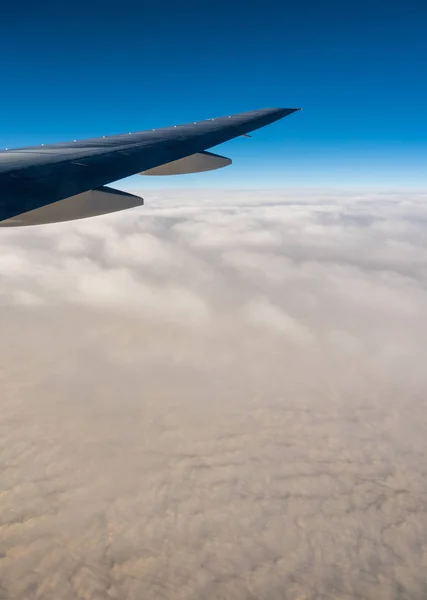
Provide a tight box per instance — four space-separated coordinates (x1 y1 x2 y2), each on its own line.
1 0 427 186
1 189 427 599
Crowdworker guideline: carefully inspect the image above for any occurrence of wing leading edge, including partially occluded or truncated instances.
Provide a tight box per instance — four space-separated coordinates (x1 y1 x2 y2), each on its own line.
0 108 301 226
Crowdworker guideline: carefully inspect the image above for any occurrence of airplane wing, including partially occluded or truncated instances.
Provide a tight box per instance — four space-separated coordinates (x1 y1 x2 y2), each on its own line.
0 107 300 226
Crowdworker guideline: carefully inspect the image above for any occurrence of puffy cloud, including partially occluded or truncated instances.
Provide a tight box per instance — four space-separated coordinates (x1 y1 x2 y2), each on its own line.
0 188 426 599
243 298 315 344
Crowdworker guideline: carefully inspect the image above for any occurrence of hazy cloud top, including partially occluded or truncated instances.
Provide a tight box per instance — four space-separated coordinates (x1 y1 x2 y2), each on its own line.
0 188 426 599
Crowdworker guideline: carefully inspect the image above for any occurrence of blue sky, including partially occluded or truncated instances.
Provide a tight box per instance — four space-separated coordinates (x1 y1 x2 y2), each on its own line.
1 0 426 187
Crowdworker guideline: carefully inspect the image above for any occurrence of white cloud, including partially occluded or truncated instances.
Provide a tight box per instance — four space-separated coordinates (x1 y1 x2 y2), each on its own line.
243 297 314 344
0 188 427 599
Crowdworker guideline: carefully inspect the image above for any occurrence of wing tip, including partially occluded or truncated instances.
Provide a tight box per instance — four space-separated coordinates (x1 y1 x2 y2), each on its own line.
279 107 303 113
260 107 303 118
253 107 302 125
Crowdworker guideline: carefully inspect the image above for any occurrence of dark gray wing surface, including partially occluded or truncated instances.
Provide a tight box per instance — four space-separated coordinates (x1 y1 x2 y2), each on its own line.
0 108 300 225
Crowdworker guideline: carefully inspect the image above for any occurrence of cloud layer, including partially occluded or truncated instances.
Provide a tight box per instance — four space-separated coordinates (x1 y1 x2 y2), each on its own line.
0 188 427 599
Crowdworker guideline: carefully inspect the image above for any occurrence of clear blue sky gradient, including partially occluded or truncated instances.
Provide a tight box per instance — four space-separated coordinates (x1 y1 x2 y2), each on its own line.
1 0 426 187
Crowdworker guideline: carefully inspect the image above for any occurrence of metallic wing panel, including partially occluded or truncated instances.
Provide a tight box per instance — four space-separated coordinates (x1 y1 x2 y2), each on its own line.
0 186 143 227
140 151 231 176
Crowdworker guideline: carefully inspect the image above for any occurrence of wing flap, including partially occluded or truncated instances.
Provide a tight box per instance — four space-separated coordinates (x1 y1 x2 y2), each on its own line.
0 186 143 227
140 151 231 176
